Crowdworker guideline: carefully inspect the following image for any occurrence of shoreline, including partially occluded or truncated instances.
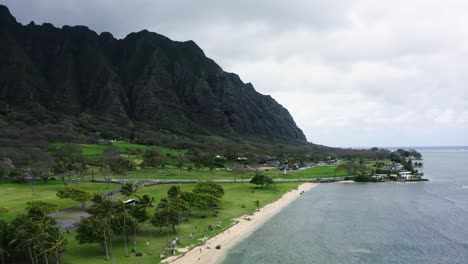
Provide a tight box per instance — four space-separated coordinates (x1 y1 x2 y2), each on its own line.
165 182 318 264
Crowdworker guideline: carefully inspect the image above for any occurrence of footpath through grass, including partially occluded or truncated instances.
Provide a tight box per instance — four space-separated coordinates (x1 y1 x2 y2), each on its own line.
60 182 301 264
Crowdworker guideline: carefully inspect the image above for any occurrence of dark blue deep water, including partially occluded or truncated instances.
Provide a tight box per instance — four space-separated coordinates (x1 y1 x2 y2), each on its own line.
222 147 468 264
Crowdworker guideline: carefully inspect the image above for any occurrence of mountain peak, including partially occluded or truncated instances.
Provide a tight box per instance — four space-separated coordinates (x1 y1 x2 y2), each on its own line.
0 4 307 144
0 4 17 27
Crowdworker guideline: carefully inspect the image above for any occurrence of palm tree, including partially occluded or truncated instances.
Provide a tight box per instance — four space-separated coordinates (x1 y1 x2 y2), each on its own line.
138 195 154 252
120 182 140 198
93 200 116 263
10 219 41 264
119 182 140 252
41 226 66 264
114 203 132 257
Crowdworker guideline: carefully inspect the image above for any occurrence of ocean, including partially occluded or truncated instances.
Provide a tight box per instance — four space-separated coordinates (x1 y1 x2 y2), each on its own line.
222 147 468 264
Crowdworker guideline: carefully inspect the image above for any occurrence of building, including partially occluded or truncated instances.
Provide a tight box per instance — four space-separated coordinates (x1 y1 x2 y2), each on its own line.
398 170 412 180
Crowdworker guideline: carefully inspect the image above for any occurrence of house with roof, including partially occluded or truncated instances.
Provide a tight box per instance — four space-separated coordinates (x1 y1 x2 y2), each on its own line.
398 170 412 180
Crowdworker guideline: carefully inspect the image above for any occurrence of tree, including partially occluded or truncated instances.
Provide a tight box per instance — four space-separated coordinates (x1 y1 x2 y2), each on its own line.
113 203 135 257
167 186 181 199
56 187 92 208
138 195 154 249
192 181 224 213
29 153 54 182
102 154 135 183
152 199 177 232
228 162 243 182
0 158 14 178
119 182 140 198
52 161 67 185
250 173 273 188
88 200 117 261
23 167 37 196
75 217 108 257
0 206 7 264
141 149 167 169
180 191 197 215
152 198 186 233
53 143 86 186
7 200 62 264
10 217 42 264
41 225 66 264
193 181 224 199
176 156 189 175
26 201 57 220
119 182 142 253
254 200 260 212
100 164 112 189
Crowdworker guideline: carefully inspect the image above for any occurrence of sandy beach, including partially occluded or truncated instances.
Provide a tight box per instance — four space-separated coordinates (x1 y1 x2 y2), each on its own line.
164 182 318 264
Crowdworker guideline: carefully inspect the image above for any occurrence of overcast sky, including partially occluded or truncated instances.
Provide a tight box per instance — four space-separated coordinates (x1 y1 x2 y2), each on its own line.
2 0 467 147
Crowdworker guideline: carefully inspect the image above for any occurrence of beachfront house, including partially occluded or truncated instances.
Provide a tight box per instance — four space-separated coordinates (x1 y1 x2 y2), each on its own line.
398 170 412 180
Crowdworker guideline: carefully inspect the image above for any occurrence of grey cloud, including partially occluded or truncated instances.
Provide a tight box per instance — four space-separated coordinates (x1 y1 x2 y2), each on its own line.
1 0 467 147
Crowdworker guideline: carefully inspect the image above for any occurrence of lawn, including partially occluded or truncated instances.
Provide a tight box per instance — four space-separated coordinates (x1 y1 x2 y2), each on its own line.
263 165 347 179
60 182 301 264
81 165 346 183
0 181 118 222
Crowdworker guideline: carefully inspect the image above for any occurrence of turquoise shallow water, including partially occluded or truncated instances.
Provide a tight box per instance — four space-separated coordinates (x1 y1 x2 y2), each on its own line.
222 148 468 264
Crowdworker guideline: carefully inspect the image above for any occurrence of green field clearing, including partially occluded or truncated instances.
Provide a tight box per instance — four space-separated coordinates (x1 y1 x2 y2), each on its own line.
264 165 347 179
81 165 346 182
0 181 118 222
60 182 302 264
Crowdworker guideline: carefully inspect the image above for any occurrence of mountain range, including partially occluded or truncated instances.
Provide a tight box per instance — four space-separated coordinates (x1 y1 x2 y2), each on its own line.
0 4 306 146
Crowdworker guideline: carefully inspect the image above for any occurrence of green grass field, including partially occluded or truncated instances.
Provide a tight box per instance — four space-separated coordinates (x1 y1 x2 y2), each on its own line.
81 165 346 183
1 179 304 264
0 181 118 222
60 182 301 264
264 165 347 179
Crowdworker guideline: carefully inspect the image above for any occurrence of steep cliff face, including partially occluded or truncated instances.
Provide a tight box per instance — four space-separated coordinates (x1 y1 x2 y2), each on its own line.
0 5 306 143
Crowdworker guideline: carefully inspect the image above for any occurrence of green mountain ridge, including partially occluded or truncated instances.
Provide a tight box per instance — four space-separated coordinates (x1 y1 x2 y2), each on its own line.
0 4 306 146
